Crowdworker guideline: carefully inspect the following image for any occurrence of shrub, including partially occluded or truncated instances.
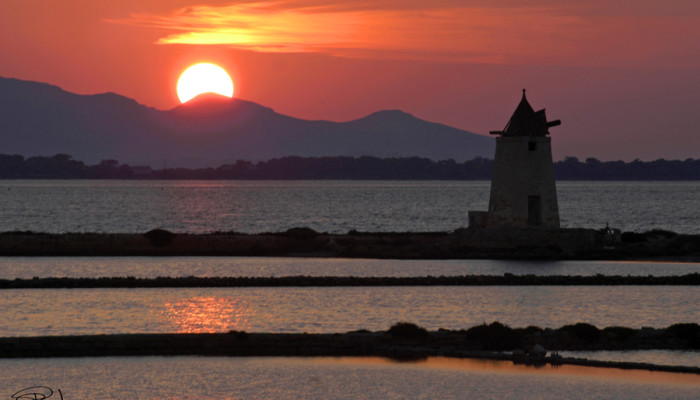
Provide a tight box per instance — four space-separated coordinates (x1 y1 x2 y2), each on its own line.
559 323 601 343
464 322 521 350
667 323 700 348
387 322 429 340
143 229 176 247
519 325 544 336
647 229 677 238
284 227 318 239
602 326 636 341
621 232 645 243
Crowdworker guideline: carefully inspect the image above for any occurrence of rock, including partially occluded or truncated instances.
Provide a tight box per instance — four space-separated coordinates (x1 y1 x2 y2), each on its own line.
530 344 547 358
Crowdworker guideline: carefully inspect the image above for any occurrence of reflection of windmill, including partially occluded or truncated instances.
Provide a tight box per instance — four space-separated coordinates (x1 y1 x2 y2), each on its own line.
11 386 63 400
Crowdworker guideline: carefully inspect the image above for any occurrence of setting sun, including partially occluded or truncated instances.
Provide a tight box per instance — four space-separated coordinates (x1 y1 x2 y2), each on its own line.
176 63 234 104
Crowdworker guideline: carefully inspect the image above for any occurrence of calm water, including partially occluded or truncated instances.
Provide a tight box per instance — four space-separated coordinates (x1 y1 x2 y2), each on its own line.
1 286 697 336
1 357 698 400
1 179 699 392
2 257 699 279
0 180 697 234
560 350 700 368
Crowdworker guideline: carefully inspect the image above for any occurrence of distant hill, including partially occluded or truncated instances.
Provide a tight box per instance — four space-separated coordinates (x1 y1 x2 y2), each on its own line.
0 76 494 167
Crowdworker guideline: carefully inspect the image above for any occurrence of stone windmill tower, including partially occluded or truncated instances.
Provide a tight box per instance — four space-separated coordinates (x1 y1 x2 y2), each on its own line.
470 90 561 229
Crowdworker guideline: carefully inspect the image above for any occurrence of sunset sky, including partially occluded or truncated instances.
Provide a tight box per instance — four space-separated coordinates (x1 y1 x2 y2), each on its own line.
2 0 699 160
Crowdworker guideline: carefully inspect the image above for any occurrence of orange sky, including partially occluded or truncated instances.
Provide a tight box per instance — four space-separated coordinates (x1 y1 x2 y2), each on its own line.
1 0 699 160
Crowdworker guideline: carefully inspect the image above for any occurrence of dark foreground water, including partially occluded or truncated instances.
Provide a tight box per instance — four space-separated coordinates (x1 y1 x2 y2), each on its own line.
1 180 697 234
1 357 698 400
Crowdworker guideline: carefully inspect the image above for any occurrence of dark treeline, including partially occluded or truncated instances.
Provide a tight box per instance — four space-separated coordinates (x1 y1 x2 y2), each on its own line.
0 153 698 180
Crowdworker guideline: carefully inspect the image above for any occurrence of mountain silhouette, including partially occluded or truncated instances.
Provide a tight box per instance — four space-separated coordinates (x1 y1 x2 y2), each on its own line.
0 76 494 167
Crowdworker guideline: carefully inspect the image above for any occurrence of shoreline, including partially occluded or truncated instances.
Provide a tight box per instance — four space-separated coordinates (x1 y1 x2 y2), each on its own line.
3 274 700 289
1 228 699 260
1 328 699 375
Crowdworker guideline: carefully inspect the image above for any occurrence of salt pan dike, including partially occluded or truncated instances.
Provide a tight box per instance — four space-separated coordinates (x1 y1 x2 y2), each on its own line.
1 228 699 260
2 323 700 375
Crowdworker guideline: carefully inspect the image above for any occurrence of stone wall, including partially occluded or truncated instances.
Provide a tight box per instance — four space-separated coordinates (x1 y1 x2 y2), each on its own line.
488 136 559 229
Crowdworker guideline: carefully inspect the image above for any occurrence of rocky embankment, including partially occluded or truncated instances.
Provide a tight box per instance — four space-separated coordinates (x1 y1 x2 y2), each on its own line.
1 322 699 374
0 227 698 260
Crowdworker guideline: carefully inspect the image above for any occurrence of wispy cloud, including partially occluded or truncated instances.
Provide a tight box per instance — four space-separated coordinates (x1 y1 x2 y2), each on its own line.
110 2 362 53
109 0 700 66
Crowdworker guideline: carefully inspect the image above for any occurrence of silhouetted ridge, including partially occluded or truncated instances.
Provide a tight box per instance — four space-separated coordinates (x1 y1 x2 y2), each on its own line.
1 75 494 166
356 109 416 121
0 76 71 97
170 94 274 116
349 109 463 133
87 92 148 109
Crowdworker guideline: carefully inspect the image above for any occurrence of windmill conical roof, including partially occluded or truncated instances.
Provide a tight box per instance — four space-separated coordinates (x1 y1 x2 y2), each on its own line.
490 89 560 137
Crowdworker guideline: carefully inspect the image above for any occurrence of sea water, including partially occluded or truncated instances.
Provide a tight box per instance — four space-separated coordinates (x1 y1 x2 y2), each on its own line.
1 180 697 234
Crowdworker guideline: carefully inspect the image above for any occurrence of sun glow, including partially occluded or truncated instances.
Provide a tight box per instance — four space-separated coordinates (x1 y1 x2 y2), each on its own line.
177 63 234 104
163 296 251 333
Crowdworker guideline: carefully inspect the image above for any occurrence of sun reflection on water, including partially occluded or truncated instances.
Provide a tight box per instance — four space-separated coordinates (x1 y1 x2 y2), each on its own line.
162 296 252 333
